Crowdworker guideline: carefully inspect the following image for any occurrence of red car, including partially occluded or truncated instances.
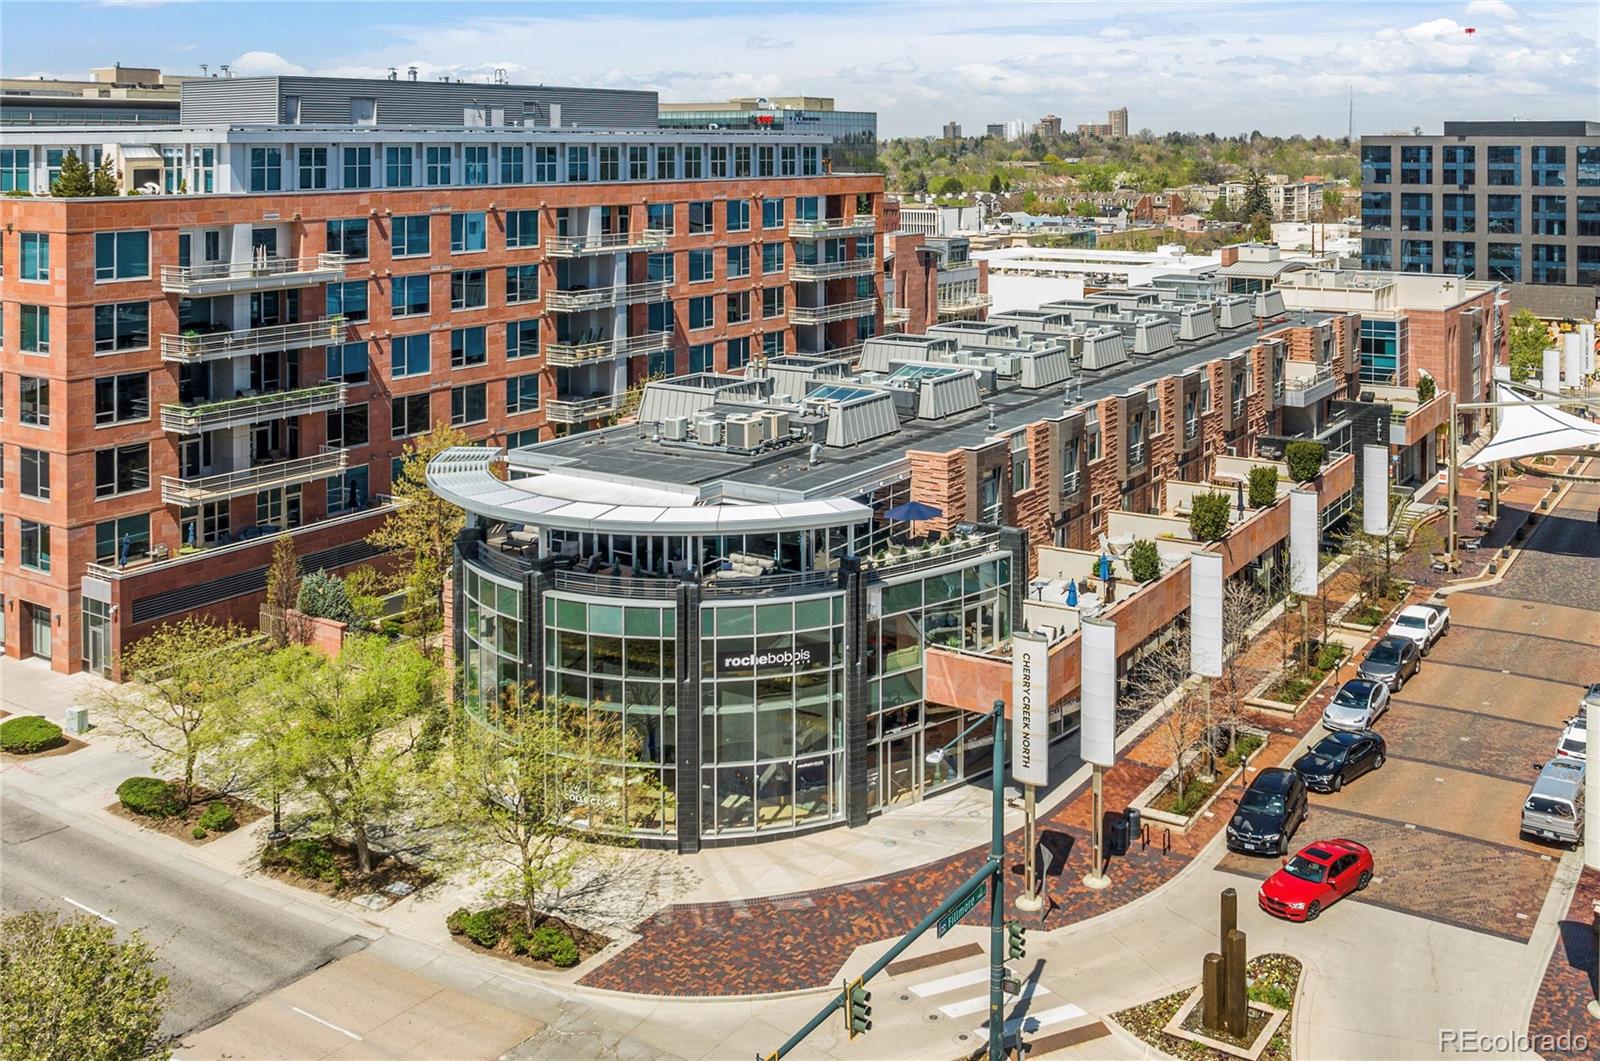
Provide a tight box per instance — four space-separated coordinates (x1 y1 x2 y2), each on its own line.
1257 838 1373 922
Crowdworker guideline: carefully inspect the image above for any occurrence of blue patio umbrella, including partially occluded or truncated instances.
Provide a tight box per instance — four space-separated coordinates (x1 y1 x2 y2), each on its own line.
186 523 197 549
885 500 943 523
1066 579 1079 607
1098 553 1112 580
119 534 132 567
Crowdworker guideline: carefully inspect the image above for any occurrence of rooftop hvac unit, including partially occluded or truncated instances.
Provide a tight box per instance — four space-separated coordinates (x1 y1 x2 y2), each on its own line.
661 416 690 441
725 415 764 451
760 409 791 440
695 417 724 446
990 353 1019 377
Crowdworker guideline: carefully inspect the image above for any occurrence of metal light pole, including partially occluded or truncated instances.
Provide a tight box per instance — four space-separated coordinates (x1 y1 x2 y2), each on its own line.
1016 784 1041 912
986 697 1007 1061
1446 391 1458 559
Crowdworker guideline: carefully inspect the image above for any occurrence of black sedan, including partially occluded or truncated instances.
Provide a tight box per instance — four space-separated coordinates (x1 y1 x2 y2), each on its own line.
1357 635 1421 692
1294 730 1387 793
1226 768 1309 857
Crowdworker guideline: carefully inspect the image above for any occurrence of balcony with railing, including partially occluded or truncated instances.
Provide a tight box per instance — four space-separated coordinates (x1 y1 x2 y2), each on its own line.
1280 363 1340 407
789 215 877 239
546 331 673 367
546 280 669 312
789 297 879 325
160 254 346 296
790 257 877 281
160 383 347 434
547 393 625 424
797 342 865 363
160 316 348 363
1127 441 1147 467
884 304 911 325
545 229 669 258
1062 471 1083 497
937 291 995 315
160 448 349 506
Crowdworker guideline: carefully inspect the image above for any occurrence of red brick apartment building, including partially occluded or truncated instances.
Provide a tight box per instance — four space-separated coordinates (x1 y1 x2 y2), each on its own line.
0 74 883 675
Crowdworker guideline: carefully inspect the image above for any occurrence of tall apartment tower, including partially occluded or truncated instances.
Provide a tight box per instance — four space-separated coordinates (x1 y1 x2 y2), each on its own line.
1358 120 1599 316
1109 107 1129 139
942 121 962 140
0 74 884 676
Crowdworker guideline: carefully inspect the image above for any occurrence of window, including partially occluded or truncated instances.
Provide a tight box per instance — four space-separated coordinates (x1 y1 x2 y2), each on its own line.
91 232 149 285
1399 193 1432 232
451 326 487 367
326 404 369 448
506 320 540 359
463 145 489 185
1441 240 1476 276
649 344 678 377
1361 144 1391 185
425 146 452 185
1532 145 1566 187
1442 145 1475 187
392 214 430 256
683 145 704 179
327 281 369 322
710 145 729 178
726 200 750 232
342 146 373 189
391 393 431 438
1441 193 1475 233
1487 242 1521 282
726 291 750 325
20 521 49 572
451 383 487 425
391 274 430 317
1532 195 1567 236
385 146 414 187
648 252 675 284
629 145 650 181
95 442 149 497
781 145 798 177
1531 243 1566 285
1400 239 1433 273
534 145 558 182
734 145 751 177
566 146 590 182
326 218 369 260
20 233 49 281
654 145 676 180
726 245 751 279
689 201 715 234
762 287 785 318
689 343 715 372
762 242 785 274
1487 194 1520 234
762 198 785 228
94 514 150 564
1578 146 1600 187
0 147 30 192
1400 145 1431 185
762 331 784 357
249 147 281 191
1579 246 1600 286
757 145 775 178
327 467 369 515
593 145 617 181
506 264 540 304
298 147 327 189
689 249 714 282
94 372 149 424
325 341 370 384
1578 197 1600 238
94 301 150 352
190 146 216 193
505 209 539 248
451 211 487 252
20 377 49 426
20 449 49 499
451 269 488 310
1487 145 1520 186
647 203 675 234
21 305 50 353
390 334 430 378
351 97 377 124
500 145 525 184
726 337 749 370
794 196 820 222
506 373 540 414
689 296 715 330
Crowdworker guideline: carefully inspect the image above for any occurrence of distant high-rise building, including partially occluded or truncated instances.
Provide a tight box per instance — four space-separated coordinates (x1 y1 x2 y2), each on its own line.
942 120 962 140
1109 107 1129 139
1034 114 1061 137
1003 118 1027 141
985 123 1007 139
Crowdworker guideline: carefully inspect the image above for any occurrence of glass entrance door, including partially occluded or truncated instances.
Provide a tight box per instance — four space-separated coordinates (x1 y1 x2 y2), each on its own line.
82 600 111 676
29 605 52 661
883 732 920 806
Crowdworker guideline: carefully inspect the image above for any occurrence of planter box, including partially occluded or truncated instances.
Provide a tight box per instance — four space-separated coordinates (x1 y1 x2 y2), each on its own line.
1135 730 1268 832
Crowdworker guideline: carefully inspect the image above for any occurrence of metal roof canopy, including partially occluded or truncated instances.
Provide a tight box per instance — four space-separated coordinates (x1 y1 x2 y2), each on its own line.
1462 381 1600 468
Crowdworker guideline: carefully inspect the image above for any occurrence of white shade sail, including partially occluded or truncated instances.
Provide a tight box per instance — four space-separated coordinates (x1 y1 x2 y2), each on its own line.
1463 383 1600 468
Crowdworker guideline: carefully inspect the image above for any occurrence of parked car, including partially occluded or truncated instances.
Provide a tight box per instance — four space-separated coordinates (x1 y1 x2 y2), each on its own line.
1521 757 1585 846
1556 716 1586 761
1579 682 1600 716
1357 636 1421 692
1258 838 1374 922
1226 768 1309 857
1322 679 1391 733
1294 731 1387 792
1386 602 1449 656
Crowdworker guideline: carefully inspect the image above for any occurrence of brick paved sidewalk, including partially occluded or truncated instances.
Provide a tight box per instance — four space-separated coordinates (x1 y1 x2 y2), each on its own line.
1526 868 1600 1052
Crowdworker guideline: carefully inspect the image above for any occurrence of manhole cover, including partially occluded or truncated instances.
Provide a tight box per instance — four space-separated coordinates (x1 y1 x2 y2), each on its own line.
926 1013 941 1023
899 994 910 1002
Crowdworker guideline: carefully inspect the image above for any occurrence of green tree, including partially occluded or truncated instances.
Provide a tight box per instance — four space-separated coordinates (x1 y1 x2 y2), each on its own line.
0 911 170 1061
264 532 301 647
1284 440 1325 483
1127 539 1163 583
1241 169 1272 224
48 150 93 197
1074 199 1098 217
988 172 1003 193
1507 309 1549 383
1320 186 1343 219
1247 466 1280 508
297 568 358 625
1416 372 1437 403
934 175 964 196
281 637 438 874
1188 492 1232 542
231 649 306 838
95 617 256 807
1247 212 1273 243
91 157 120 196
367 425 469 646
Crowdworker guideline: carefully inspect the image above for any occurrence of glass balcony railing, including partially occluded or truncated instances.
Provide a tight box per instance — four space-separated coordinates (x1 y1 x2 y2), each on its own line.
546 279 669 312
789 298 878 325
547 394 624 423
160 254 346 295
160 449 348 506
790 257 877 281
545 229 669 257
160 317 348 363
789 215 876 239
160 383 347 434
546 331 672 366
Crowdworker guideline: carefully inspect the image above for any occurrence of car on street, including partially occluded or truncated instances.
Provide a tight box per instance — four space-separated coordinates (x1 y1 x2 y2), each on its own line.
1386 602 1449 656
1357 635 1421 692
1226 768 1309 857
1258 838 1374 922
1556 716 1586 761
1293 731 1387 792
1522 757 1585 845
1579 683 1600 717
1321 678 1390 732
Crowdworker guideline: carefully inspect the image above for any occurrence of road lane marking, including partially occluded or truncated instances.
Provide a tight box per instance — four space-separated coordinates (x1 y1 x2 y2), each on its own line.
290 1006 362 1040
941 985 1052 1018
911 966 990 997
63 897 117 925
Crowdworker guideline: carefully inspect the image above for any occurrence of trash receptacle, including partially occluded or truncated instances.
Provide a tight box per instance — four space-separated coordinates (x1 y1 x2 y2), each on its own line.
1109 814 1130 857
1125 806 1141 841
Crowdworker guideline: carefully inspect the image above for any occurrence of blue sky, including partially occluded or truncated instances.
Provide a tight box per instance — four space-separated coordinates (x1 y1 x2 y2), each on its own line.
3 0 1596 137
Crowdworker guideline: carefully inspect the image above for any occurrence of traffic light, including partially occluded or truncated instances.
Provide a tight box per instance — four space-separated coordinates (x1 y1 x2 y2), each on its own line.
846 976 872 1039
1007 920 1027 960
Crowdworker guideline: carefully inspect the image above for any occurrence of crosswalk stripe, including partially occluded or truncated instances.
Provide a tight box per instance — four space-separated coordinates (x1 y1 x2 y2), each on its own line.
940 985 1052 1019
973 1002 1089 1043
909 966 990 997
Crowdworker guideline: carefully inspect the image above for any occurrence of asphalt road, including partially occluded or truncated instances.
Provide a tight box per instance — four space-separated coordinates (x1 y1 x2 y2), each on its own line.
0 795 368 1040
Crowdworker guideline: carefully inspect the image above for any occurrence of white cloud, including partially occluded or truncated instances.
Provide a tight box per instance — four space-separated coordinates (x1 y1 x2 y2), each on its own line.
1098 26 1132 40
228 50 308 77
745 34 793 50
1464 0 1518 20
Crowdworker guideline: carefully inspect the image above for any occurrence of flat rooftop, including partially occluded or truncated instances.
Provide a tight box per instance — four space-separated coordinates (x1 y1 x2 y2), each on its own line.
512 310 1335 501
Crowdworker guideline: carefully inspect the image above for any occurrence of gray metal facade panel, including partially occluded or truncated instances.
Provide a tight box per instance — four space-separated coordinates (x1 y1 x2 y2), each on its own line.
180 77 279 124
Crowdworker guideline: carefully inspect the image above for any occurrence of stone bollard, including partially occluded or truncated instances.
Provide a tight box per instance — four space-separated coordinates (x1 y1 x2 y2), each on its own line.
1224 928 1249 1038
1203 952 1224 1031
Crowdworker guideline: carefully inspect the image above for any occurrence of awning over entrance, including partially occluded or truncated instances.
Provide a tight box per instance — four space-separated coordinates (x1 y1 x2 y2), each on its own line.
1463 382 1600 468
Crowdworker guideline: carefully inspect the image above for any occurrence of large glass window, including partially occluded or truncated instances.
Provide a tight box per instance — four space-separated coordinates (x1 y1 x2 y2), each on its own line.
1531 145 1566 187
1400 239 1433 273
20 520 50 572
390 334 430 378
450 382 487 425
1360 191 1391 231
94 442 150 498
94 372 149 424
325 341 370 384
1487 145 1520 186
1578 197 1600 238
94 513 150 564
385 146 414 187
505 209 539 248
1532 195 1567 236
451 211 486 252
391 393 431 438
1441 193 1475 233
506 373 540 414
1531 244 1566 285
1441 240 1476 277
1441 145 1475 187
93 301 150 352
506 320 540 360
298 147 327 189
0 147 30 192
1578 146 1600 187
95 231 150 280
392 274 430 317
1360 238 1391 271
506 264 540 304
342 146 373 189
20 233 50 281
392 214 430 257
1487 194 1520 234
1361 144 1391 185
1400 145 1432 185
327 280 368 322
1399 193 1432 232
425 146 452 185
1487 242 1522 282
450 268 487 310
326 218 369 260
249 147 281 192
450 326 487 367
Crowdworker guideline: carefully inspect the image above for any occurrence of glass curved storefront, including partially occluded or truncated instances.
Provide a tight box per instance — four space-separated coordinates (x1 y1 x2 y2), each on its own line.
461 563 524 720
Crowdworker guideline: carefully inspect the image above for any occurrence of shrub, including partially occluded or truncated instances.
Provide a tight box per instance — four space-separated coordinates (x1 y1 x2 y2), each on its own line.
263 838 343 887
197 802 236 833
192 826 208 840
1247 466 1279 508
1127 539 1162 583
462 910 503 948
1284 441 1325 484
0 716 64 754
1187 492 1232 542
446 908 472 936
116 776 180 818
296 569 357 624
1314 642 1344 672
526 925 580 967
1416 373 1437 403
